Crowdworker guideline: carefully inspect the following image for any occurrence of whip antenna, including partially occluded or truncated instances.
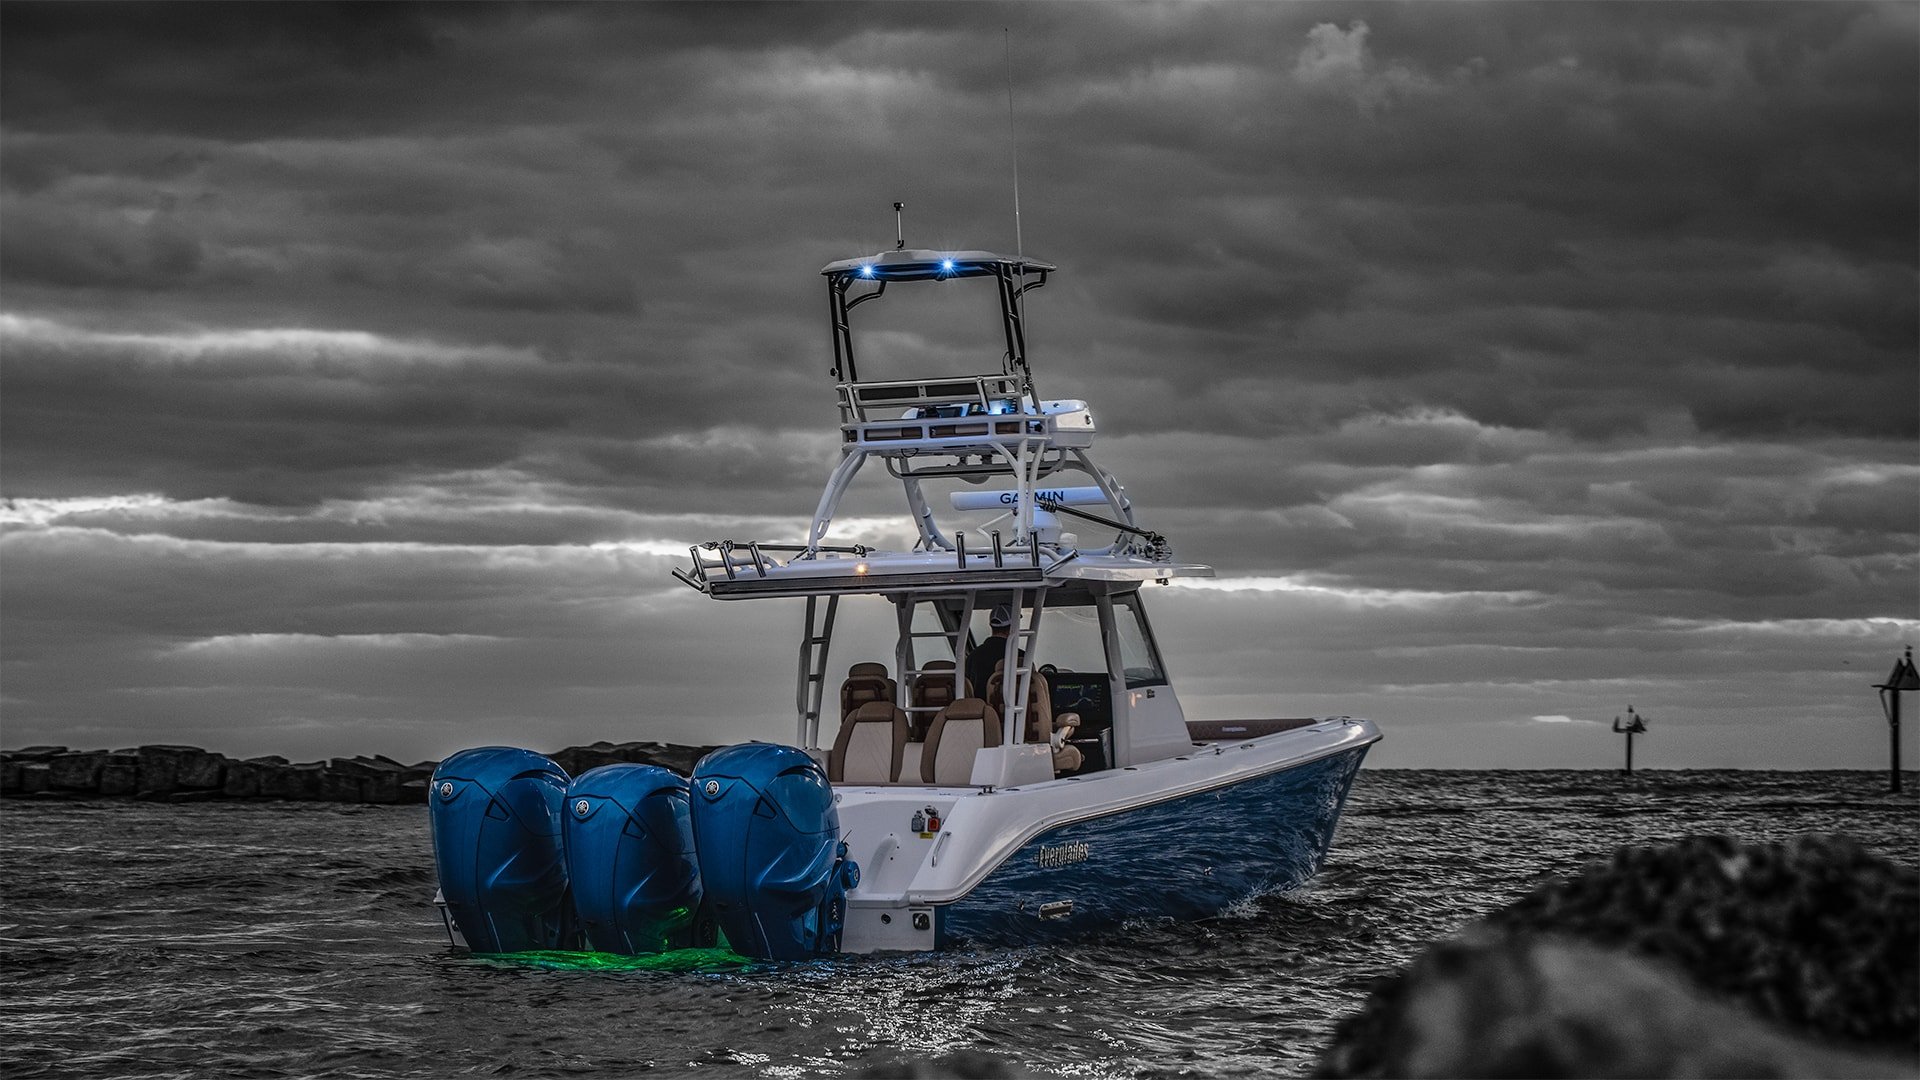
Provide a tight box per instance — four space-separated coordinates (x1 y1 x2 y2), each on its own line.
1004 28 1023 261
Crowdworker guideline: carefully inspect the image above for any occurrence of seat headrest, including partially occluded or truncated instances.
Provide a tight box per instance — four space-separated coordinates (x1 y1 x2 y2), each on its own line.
848 661 889 679
922 659 955 672
847 700 902 723
941 697 997 724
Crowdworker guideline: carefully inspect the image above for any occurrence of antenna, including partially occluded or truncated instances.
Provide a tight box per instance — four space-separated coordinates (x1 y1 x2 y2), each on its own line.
1004 28 1023 260
892 201 905 250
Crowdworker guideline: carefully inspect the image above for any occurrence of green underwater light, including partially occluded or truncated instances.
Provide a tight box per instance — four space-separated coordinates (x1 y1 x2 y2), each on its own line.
482 947 755 974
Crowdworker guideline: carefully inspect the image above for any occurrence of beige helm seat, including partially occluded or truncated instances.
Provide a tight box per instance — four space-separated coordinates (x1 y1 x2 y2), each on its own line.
829 700 908 784
920 698 1001 785
987 662 1083 776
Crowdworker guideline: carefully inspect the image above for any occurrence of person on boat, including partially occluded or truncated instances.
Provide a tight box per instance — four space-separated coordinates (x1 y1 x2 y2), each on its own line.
966 603 1015 701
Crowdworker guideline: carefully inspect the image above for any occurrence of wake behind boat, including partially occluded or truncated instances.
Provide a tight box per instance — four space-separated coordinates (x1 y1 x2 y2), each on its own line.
428 234 1381 959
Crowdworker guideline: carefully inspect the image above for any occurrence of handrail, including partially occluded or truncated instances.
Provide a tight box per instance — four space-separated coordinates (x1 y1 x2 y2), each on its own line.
683 539 876 586
839 373 1022 423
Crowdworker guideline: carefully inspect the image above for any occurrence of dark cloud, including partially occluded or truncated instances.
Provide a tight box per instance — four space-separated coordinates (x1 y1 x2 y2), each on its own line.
1 2 1914 765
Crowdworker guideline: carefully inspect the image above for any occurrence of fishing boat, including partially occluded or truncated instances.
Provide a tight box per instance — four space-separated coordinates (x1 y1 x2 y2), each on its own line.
429 235 1381 959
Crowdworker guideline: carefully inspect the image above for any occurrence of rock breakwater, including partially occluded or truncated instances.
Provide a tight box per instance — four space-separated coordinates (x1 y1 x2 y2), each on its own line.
0 740 720 805
1315 833 1920 1078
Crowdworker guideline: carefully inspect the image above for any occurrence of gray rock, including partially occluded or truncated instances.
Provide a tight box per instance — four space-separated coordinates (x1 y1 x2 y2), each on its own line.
16 763 51 794
1481 833 1919 1048
1 741 718 802
258 761 326 800
135 745 196 796
1325 936 1915 1079
1318 834 1920 1078
177 751 225 790
98 753 139 796
608 740 723 776
222 759 263 798
547 745 623 778
48 750 107 791
319 768 363 802
329 757 404 803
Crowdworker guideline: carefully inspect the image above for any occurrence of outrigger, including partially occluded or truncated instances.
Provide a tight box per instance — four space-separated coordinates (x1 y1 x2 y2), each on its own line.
429 238 1381 959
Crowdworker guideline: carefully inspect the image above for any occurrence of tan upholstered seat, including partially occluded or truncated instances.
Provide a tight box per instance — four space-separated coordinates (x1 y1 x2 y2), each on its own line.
987 663 1082 775
920 698 1001 785
829 700 908 784
908 660 970 742
987 661 1053 744
840 661 897 720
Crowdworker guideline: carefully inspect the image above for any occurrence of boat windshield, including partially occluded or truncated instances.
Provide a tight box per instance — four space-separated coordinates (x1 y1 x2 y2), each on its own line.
1112 594 1167 689
980 594 1167 690
1032 605 1106 673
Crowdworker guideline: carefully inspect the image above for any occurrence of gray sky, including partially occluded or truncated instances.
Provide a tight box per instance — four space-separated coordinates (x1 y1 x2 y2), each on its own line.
2 2 1915 769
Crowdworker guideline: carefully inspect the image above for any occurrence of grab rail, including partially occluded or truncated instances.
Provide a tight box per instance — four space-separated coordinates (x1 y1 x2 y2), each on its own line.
839 373 1022 424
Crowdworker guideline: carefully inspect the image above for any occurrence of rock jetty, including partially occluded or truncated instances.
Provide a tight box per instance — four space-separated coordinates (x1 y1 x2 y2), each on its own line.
0 740 720 805
1315 834 1920 1078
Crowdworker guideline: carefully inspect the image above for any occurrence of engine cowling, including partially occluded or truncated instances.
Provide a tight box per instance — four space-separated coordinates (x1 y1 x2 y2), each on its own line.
563 764 709 954
429 747 575 953
689 744 859 960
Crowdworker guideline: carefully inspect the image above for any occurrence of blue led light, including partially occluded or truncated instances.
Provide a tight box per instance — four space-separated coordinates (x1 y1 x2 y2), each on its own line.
941 259 955 272
860 264 875 278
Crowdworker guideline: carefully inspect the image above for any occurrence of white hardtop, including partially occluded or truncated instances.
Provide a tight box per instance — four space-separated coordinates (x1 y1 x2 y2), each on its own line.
820 248 1057 281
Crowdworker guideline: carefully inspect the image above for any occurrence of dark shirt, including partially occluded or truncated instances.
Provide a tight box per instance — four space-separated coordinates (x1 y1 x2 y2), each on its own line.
966 631 1012 704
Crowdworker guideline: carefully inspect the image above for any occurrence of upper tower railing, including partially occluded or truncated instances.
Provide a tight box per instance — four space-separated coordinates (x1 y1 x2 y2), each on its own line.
822 248 1053 414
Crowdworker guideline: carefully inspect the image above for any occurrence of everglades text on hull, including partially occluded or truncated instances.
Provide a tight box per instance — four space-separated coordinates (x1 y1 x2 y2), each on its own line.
428 238 1383 959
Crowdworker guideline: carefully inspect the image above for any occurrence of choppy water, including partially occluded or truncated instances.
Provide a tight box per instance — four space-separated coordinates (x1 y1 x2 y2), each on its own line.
3 769 1915 1079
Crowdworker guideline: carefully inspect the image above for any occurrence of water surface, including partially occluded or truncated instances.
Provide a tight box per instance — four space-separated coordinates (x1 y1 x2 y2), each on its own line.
4 769 1914 1077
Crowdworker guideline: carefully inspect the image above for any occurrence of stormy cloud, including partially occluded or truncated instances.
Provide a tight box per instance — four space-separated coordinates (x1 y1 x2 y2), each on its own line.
2 2 1914 768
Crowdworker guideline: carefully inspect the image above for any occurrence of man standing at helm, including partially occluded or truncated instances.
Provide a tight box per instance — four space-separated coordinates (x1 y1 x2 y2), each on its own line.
966 603 1015 703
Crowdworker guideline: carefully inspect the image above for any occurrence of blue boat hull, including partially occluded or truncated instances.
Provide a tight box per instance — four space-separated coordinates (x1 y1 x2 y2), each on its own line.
938 744 1369 947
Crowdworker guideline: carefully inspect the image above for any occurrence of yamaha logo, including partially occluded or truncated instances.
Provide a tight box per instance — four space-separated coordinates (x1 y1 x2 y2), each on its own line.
575 799 590 816
704 780 720 796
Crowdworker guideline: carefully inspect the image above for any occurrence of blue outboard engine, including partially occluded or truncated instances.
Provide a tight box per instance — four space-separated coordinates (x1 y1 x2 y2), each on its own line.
430 747 575 953
689 744 859 960
562 764 707 954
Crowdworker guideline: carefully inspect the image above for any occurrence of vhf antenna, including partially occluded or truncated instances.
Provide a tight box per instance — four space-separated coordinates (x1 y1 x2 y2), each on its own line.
1004 28 1034 398
893 201 905 250
1004 29 1023 261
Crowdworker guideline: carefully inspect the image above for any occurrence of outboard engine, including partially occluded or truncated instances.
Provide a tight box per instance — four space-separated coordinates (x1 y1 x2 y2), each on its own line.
689 744 859 960
562 764 709 954
430 747 575 953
